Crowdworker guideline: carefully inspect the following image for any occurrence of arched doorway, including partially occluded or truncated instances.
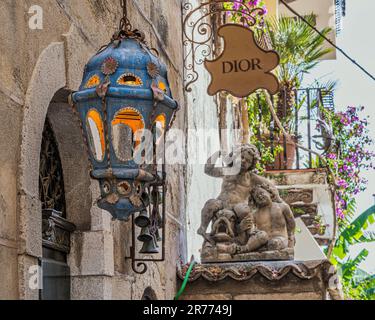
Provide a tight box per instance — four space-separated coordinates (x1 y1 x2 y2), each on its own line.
18 42 105 300
39 119 75 300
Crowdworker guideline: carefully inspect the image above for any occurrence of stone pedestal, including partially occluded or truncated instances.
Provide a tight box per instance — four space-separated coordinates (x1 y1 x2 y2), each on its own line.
202 247 294 263
177 260 337 300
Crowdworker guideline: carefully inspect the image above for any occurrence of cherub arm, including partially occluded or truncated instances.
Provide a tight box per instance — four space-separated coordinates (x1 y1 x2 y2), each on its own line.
281 203 296 246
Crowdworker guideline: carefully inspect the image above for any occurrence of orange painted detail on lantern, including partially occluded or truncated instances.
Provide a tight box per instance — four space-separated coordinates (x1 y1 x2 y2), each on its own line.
85 75 101 88
117 73 143 86
158 81 167 93
112 108 145 133
112 108 145 150
154 114 166 130
87 109 106 160
153 114 166 145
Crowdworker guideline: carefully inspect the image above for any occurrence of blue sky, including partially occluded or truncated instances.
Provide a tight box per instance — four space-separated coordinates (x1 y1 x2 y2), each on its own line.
304 0 375 273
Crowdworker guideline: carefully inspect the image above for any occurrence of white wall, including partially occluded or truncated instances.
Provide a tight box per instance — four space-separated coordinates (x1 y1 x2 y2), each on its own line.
184 0 223 261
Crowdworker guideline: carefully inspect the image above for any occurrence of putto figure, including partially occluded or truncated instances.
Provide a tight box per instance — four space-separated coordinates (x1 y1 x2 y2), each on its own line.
198 144 296 262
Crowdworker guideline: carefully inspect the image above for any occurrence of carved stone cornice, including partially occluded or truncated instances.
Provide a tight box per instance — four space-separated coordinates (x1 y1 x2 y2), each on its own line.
279 188 314 205
42 209 76 253
178 259 333 282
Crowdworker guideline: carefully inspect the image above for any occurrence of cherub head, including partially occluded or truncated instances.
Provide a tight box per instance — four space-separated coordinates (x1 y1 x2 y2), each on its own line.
252 187 273 208
232 144 261 173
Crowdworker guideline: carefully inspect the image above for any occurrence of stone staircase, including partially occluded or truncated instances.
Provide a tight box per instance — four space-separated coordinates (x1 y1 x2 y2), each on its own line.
266 169 334 246
279 189 328 245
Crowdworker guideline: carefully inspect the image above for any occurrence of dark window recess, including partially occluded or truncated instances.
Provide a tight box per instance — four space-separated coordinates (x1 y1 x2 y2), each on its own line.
39 119 76 300
39 120 66 217
123 75 137 82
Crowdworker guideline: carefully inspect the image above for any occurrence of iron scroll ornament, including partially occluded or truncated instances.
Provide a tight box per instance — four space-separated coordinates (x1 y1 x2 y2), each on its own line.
182 0 267 92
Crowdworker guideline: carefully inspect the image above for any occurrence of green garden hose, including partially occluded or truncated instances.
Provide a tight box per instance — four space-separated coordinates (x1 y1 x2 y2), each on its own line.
174 257 196 300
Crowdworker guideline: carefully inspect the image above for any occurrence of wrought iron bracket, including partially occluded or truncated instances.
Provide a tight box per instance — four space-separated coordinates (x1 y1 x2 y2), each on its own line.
182 0 266 92
125 183 166 275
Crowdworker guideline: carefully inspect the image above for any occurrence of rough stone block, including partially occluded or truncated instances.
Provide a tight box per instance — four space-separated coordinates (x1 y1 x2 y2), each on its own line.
71 276 112 300
69 231 114 277
0 97 21 242
0 184 17 241
0 245 19 299
90 205 112 232
111 274 134 300
18 194 42 258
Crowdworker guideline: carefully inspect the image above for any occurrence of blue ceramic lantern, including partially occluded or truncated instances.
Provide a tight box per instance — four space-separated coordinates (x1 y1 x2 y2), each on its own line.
70 32 178 221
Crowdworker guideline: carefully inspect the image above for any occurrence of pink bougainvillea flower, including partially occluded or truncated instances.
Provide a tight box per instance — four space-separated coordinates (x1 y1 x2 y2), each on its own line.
337 179 349 189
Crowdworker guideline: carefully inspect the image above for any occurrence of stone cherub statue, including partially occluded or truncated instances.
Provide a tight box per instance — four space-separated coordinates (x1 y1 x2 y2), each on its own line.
198 144 296 262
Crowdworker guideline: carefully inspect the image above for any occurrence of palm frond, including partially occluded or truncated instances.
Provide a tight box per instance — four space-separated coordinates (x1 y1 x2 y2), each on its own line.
358 231 375 243
265 14 333 85
341 205 375 244
341 249 369 281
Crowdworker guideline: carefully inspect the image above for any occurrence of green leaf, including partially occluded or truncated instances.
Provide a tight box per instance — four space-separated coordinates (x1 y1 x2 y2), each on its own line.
359 231 375 243
341 249 369 281
353 230 364 241
264 14 333 87
341 205 375 244
368 214 375 225
332 245 346 260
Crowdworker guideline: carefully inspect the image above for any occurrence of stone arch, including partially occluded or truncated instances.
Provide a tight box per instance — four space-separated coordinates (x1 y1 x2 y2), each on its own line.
17 42 97 299
19 42 66 200
46 90 93 229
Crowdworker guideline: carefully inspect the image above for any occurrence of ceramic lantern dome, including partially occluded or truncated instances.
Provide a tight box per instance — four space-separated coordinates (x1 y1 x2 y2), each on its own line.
71 34 178 221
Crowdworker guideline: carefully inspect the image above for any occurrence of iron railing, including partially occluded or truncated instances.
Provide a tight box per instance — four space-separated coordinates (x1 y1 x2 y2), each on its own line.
335 0 346 35
255 87 335 171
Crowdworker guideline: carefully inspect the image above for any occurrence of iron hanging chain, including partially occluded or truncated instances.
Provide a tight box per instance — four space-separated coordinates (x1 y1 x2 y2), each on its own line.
119 0 132 32
112 0 146 43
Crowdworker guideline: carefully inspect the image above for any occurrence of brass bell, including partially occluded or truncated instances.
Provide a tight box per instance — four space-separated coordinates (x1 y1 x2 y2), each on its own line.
139 236 159 254
134 210 150 228
137 227 153 242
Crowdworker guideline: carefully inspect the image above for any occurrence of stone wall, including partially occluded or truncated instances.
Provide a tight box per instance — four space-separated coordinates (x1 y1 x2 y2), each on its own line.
0 0 186 300
177 261 332 300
